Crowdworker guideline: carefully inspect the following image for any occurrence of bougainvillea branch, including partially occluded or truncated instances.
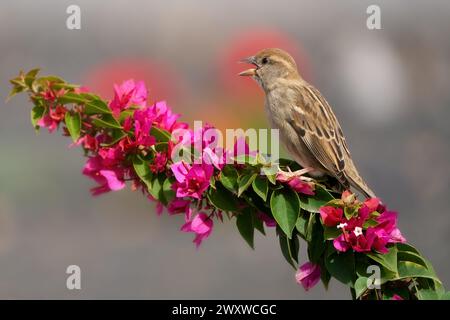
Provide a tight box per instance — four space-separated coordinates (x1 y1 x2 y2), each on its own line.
8 69 449 300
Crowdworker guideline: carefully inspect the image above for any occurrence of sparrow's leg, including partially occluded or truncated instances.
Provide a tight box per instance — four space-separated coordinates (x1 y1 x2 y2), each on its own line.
277 166 315 181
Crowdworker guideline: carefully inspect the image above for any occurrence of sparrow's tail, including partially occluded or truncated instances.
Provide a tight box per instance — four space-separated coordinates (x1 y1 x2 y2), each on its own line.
341 158 376 199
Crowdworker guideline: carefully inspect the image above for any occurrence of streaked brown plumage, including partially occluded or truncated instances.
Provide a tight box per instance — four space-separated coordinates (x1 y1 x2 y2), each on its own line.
239 48 375 198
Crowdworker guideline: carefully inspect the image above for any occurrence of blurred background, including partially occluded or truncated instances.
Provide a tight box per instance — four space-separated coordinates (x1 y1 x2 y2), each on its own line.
1 0 449 299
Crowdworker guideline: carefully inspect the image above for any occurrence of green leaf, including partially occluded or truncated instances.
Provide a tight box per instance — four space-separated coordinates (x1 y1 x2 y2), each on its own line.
397 243 421 255
252 176 269 201
323 226 342 240
209 175 216 189
24 68 40 88
367 245 398 274
295 212 308 238
441 292 450 300
308 215 325 263
100 131 128 147
321 267 331 290
150 126 171 142
207 182 238 212
397 251 428 268
252 211 265 235
397 261 441 284
92 114 122 129
261 166 276 185
84 99 111 114
64 111 81 142
149 174 164 201
161 178 175 205
355 254 397 286
278 231 298 269
30 105 45 128
270 188 300 238
362 219 379 228
236 208 254 249
305 212 316 242
132 156 153 191
118 109 135 123
26 68 40 79
58 92 88 105
7 85 25 101
220 165 239 193
325 247 356 287
354 277 369 299
39 75 65 84
154 142 168 153
416 289 441 300
238 173 258 197
344 206 357 220
288 234 300 264
299 186 334 213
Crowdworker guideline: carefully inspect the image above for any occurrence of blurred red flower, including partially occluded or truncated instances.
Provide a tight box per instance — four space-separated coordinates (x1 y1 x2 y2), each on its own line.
84 58 184 103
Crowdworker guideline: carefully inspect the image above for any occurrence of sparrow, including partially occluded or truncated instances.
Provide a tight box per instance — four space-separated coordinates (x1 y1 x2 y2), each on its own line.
239 48 375 198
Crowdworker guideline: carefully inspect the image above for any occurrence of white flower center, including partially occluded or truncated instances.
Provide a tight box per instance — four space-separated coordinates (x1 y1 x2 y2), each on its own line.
353 227 363 237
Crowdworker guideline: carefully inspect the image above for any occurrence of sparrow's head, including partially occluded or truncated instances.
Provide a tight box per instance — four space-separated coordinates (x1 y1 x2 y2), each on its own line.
239 48 300 90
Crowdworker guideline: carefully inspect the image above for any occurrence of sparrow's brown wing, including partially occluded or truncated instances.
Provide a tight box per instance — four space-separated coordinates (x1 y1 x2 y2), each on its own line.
288 83 375 197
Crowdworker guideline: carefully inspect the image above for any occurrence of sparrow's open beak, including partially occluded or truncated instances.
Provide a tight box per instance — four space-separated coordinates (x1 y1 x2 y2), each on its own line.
238 56 258 76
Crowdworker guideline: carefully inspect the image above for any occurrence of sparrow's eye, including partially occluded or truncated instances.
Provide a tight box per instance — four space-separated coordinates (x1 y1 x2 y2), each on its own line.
261 57 269 65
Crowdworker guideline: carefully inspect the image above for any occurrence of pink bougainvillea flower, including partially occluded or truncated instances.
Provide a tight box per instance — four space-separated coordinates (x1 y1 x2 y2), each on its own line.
82 155 126 195
256 211 276 227
322 196 406 254
155 202 164 216
168 198 192 221
287 177 315 195
37 114 58 133
82 143 128 195
132 107 156 147
319 206 344 227
341 190 353 200
364 197 382 212
188 123 227 168
202 147 226 170
341 190 358 206
332 213 405 254
224 136 258 164
149 101 187 132
40 88 66 102
37 106 67 133
170 161 214 200
76 134 98 151
276 171 315 195
98 169 126 191
295 262 321 291
351 228 378 253
109 79 147 117
181 213 213 248
333 234 351 252
359 197 384 218
73 86 90 94
98 145 125 167
375 211 406 244
149 152 168 174
391 294 404 300
389 227 407 244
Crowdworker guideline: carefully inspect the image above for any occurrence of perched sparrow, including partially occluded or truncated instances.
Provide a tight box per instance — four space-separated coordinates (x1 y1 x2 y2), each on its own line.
239 48 375 198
